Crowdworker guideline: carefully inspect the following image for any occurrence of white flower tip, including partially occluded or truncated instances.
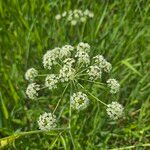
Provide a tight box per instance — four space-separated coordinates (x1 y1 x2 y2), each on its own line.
38 112 57 130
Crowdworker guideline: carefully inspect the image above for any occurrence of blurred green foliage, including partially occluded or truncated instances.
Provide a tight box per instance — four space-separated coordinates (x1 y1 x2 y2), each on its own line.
0 0 149 149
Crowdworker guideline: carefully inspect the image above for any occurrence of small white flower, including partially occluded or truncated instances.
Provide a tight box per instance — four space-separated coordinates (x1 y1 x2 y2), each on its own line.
73 9 79 14
80 17 86 22
84 9 90 16
25 68 38 81
55 14 61 20
77 42 90 52
59 65 75 82
71 92 89 110
71 20 77 26
67 11 73 21
93 55 106 68
75 51 90 65
38 112 57 130
87 65 101 80
62 11 67 17
93 55 112 72
88 12 94 18
103 61 112 73
67 16 73 21
106 101 124 120
59 45 74 59
43 48 60 70
45 74 59 90
77 10 83 16
107 79 120 94
74 13 79 19
26 83 40 99
63 58 75 67
57 9 93 25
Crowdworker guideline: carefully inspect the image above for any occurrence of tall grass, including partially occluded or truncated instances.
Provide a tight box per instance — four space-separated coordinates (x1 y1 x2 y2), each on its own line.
0 0 149 149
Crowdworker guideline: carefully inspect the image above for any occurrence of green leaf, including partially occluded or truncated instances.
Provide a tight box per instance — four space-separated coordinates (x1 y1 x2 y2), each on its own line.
60 135 67 150
0 134 20 148
0 92 9 119
122 60 142 77
94 2 108 37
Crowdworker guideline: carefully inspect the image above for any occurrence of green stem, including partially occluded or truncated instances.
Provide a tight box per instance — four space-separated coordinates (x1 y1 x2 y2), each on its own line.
0 128 70 141
77 82 107 106
81 21 86 40
75 73 87 78
75 62 84 73
109 143 150 150
75 68 88 77
19 128 68 136
79 78 106 86
69 82 76 149
53 83 69 114
37 74 49 77
40 86 47 90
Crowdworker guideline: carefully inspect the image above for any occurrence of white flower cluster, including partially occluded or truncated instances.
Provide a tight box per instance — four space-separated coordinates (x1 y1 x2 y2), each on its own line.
25 43 117 99
107 79 120 94
59 45 74 58
59 65 76 82
45 74 59 90
106 102 124 120
71 92 89 110
25 42 124 125
77 42 90 52
93 55 112 73
43 48 60 70
38 112 57 130
26 83 40 100
55 9 94 25
75 51 90 65
87 65 101 80
63 58 75 67
25 68 38 81
75 42 90 65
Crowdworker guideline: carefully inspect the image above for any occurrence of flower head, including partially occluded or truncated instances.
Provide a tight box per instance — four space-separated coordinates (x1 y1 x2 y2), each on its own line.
59 65 75 82
71 92 89 110
68 9 83 24
106 102 124 120
26 83 40 99
55 14 61 20
38 112 57 130
63 58 75 67
62 11 67 17
84 9 90 16
45 74 59 90
43 48 60 70
87 65 101 80
107 79 120 94
25 68 38 81
103 61 112 73
59 45 74 59
80 17 87 22
93 55 106 68
93 55 112 72
75 51 90 65
56 9 94 25
71 20 77 26
88 12 94 18
84 9 94 18
77 42 90 52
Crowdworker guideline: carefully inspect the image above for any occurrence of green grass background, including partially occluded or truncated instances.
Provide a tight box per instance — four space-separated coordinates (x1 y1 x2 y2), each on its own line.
0 0 149 149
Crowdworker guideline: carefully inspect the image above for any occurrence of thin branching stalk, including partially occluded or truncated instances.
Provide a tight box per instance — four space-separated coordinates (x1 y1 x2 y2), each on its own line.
53 83 69 114
77 82 107 106
69 82 76 149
